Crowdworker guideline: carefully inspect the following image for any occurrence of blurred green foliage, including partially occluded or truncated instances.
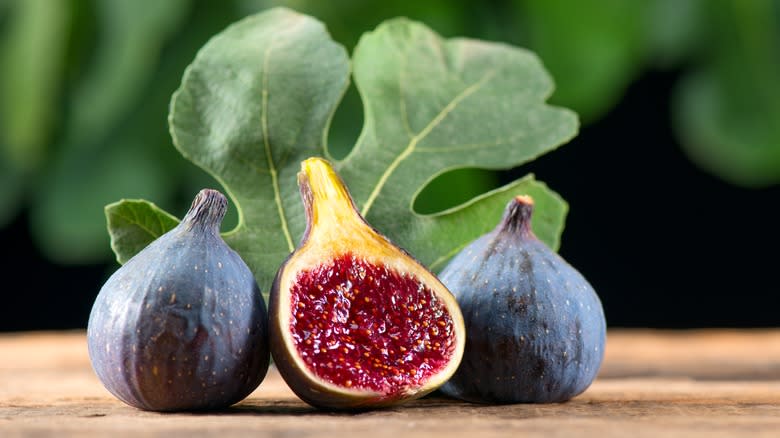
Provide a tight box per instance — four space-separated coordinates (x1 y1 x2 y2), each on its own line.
0 0 777 266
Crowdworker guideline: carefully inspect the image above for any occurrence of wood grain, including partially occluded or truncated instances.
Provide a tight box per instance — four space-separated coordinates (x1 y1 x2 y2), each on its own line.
1 329 779 437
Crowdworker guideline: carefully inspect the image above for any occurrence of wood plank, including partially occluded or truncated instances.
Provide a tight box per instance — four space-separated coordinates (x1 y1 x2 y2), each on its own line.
1 329 778 437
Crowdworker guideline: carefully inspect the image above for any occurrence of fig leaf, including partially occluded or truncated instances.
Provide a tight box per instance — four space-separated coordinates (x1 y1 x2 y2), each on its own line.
106 7 576 296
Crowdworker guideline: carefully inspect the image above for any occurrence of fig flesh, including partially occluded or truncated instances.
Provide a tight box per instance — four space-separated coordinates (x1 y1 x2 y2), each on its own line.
439 195 606 403
269 157 466 410
87 189 270 411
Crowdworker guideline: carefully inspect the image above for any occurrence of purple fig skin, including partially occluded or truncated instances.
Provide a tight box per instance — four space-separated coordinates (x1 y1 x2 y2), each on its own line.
87 189 269 411
438 195 606 403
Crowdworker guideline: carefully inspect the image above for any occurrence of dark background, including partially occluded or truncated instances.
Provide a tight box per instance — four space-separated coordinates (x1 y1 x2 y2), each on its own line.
1 1 778 332
4 67 778 332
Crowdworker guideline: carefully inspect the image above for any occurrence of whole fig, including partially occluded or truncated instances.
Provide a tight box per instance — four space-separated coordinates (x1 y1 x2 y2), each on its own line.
438 195 606 403
87 189 270 411
269 157 466 410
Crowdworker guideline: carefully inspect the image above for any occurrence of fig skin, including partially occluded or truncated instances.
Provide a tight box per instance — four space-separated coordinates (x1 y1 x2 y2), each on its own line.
87 189 269 411
438 195 606 403
269 157 466 410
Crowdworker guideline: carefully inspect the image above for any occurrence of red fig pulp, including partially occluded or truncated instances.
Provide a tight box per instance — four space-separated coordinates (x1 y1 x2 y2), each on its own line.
289 255 456 392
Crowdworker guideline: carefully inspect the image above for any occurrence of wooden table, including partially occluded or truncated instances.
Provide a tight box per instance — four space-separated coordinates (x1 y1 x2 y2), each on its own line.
1 329 778 437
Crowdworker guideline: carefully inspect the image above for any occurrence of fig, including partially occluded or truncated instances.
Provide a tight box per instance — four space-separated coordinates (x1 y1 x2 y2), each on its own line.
438 195 606 403
87 189 270 411
269 157 466 410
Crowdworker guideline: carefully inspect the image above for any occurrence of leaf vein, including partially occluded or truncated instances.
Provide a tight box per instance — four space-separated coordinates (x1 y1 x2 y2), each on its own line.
121 209 160 240
360 69 497 217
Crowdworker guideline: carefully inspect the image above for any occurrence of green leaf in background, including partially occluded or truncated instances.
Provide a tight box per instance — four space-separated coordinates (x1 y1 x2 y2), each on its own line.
107 7 576 296
105 199 180 265
642 0 706 68
0 0 68 171
673 0 780 188
0 0 68 228
27 0 193 264
31 136 178 263
516 0 647 124
67 0 190 147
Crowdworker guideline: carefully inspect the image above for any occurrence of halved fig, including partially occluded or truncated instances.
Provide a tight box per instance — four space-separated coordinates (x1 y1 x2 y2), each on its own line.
269 157 465 410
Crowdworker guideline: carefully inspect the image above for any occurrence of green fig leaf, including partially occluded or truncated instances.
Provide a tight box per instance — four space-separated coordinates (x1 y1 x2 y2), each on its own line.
423 175 567 273
107 7 577 295
105 199 180 265
336 16 575 269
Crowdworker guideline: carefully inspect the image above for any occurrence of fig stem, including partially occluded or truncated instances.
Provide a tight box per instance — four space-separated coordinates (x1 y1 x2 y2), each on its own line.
499 195 535 237
181 188 228 233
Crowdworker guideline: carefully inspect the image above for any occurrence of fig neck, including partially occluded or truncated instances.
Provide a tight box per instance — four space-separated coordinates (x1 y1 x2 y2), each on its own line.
298 157 365 240
181 188 227 234
498 195 535 238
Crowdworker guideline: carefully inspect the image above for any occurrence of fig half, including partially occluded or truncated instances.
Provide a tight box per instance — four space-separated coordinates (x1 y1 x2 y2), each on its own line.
269 157 466 410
